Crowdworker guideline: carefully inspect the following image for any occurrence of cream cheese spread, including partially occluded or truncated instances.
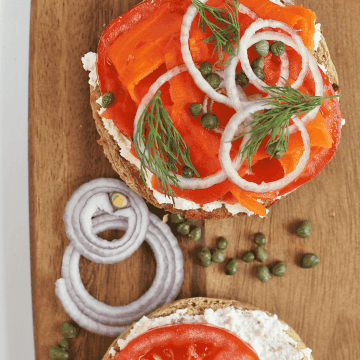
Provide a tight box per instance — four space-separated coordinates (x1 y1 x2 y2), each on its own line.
111 307 312 360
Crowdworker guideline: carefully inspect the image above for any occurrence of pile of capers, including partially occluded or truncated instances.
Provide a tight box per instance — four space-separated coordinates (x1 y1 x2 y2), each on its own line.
49 322 77 360
170 213 202 241
296 220 320 269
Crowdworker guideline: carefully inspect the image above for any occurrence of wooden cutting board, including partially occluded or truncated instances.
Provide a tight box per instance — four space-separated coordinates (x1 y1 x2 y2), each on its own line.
29 0 360 359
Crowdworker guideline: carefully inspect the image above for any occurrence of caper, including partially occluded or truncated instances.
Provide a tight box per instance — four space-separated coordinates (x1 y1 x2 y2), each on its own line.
235 71 249 87
252 67 265 81
301 253 320 269
201 113 219 129
217 237 228 250
242 251 255 263
60 340 69 350
226 258 239 275
255 233 266 246
101 91 115 108
257 265 272 283
199 247 212 262
199 61 212 76
270 41 285 56
170 213 185 224
62 322 77 339
205 73 221 89
265 142 287 159
177 223 190 235
251 57 265 69
255 40 270 57
255 247 268 263
273 261 287 277
189 227 202 241
189 103 203 116
212 249 225 263
201 258 212 268
296 220 312 238
49 346 68 360
181 165 194 178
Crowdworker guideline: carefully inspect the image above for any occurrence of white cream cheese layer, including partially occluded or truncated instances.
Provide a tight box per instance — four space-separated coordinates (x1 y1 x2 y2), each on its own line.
112 307 312 360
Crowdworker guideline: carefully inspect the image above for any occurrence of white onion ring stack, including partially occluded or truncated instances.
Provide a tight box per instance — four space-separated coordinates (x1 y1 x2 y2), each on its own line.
56 178 184 336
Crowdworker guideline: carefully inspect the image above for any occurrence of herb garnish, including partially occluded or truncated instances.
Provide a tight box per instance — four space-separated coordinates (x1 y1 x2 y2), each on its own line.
134 91 199 198
192 0 240 65
235 80 340 169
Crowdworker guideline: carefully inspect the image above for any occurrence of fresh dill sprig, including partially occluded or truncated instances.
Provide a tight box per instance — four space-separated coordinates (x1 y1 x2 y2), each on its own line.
192 0 240 65
134 91 199 199
235 80 340 169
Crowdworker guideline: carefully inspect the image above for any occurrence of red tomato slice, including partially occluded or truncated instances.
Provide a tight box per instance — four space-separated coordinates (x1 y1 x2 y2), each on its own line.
113 324 259 360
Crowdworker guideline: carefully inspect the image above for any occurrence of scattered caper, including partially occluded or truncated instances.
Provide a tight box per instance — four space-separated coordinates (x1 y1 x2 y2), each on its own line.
170 213 185 224
257 265 272 283
252 67 265 81
217 237 228 250
255 233 267 246
201 259 212 268
101 92 115 108
212 249 225 263
205 73 221 89
199 247 212 262
60 340 69 350
296 220 312 238
189 103 203 116
49 346 68 360
235 71 249 87
242 251 255 263
62 322 77 339
189 227 202 241
255 247 268 263
201 113 219 129
226 258 239 275
255 40 270 57
273 261 287 277
181 165 194 178
177 223 190 235
199 61 212 76
251 57 265 69
265 142 287 159
301 253 320 269
270 41 285 56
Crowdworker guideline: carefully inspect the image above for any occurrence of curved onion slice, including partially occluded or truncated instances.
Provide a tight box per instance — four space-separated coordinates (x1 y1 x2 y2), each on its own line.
219 101 311 193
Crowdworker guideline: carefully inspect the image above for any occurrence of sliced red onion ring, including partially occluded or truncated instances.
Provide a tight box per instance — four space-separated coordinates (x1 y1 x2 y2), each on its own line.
219 101 310 193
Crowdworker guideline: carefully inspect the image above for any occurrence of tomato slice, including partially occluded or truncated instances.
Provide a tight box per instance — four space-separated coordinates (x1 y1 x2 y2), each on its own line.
114 324 259 360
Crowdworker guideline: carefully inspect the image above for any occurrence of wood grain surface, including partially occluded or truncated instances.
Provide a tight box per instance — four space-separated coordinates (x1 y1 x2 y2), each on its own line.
29 0 360 359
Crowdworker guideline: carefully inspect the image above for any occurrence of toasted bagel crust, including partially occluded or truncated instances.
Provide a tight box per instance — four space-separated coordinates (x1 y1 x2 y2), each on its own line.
101 297 314 360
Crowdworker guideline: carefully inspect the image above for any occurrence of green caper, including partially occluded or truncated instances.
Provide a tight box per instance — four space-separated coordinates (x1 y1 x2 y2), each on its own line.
252 67 265 81
217 237 228 250
170 213 185 224
181 166 194 178
296 220 312 238
301 253 320 269
101 92 115 108
212 249 225 263
225 258 239 275
62 322 77 339
251 57 265 69
257 265 272 283
189 227 202 241
235 71 249 87
199 61 212 76
199 247 212 262
242 251 255 263
201 259 212 268
49 346 68 360
205 73 221 89
177 223 190 235
272 261 287 277
255 233 267 246
255 40 270 57
189 103 203 116
201 113 219 129
265 142 287 159
255 247 268 263
60 340 69 350
270 41 286 56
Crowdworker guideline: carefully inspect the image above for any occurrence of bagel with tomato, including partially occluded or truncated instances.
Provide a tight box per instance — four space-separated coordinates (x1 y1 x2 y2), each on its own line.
83 0 341 219
101 297 314 360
